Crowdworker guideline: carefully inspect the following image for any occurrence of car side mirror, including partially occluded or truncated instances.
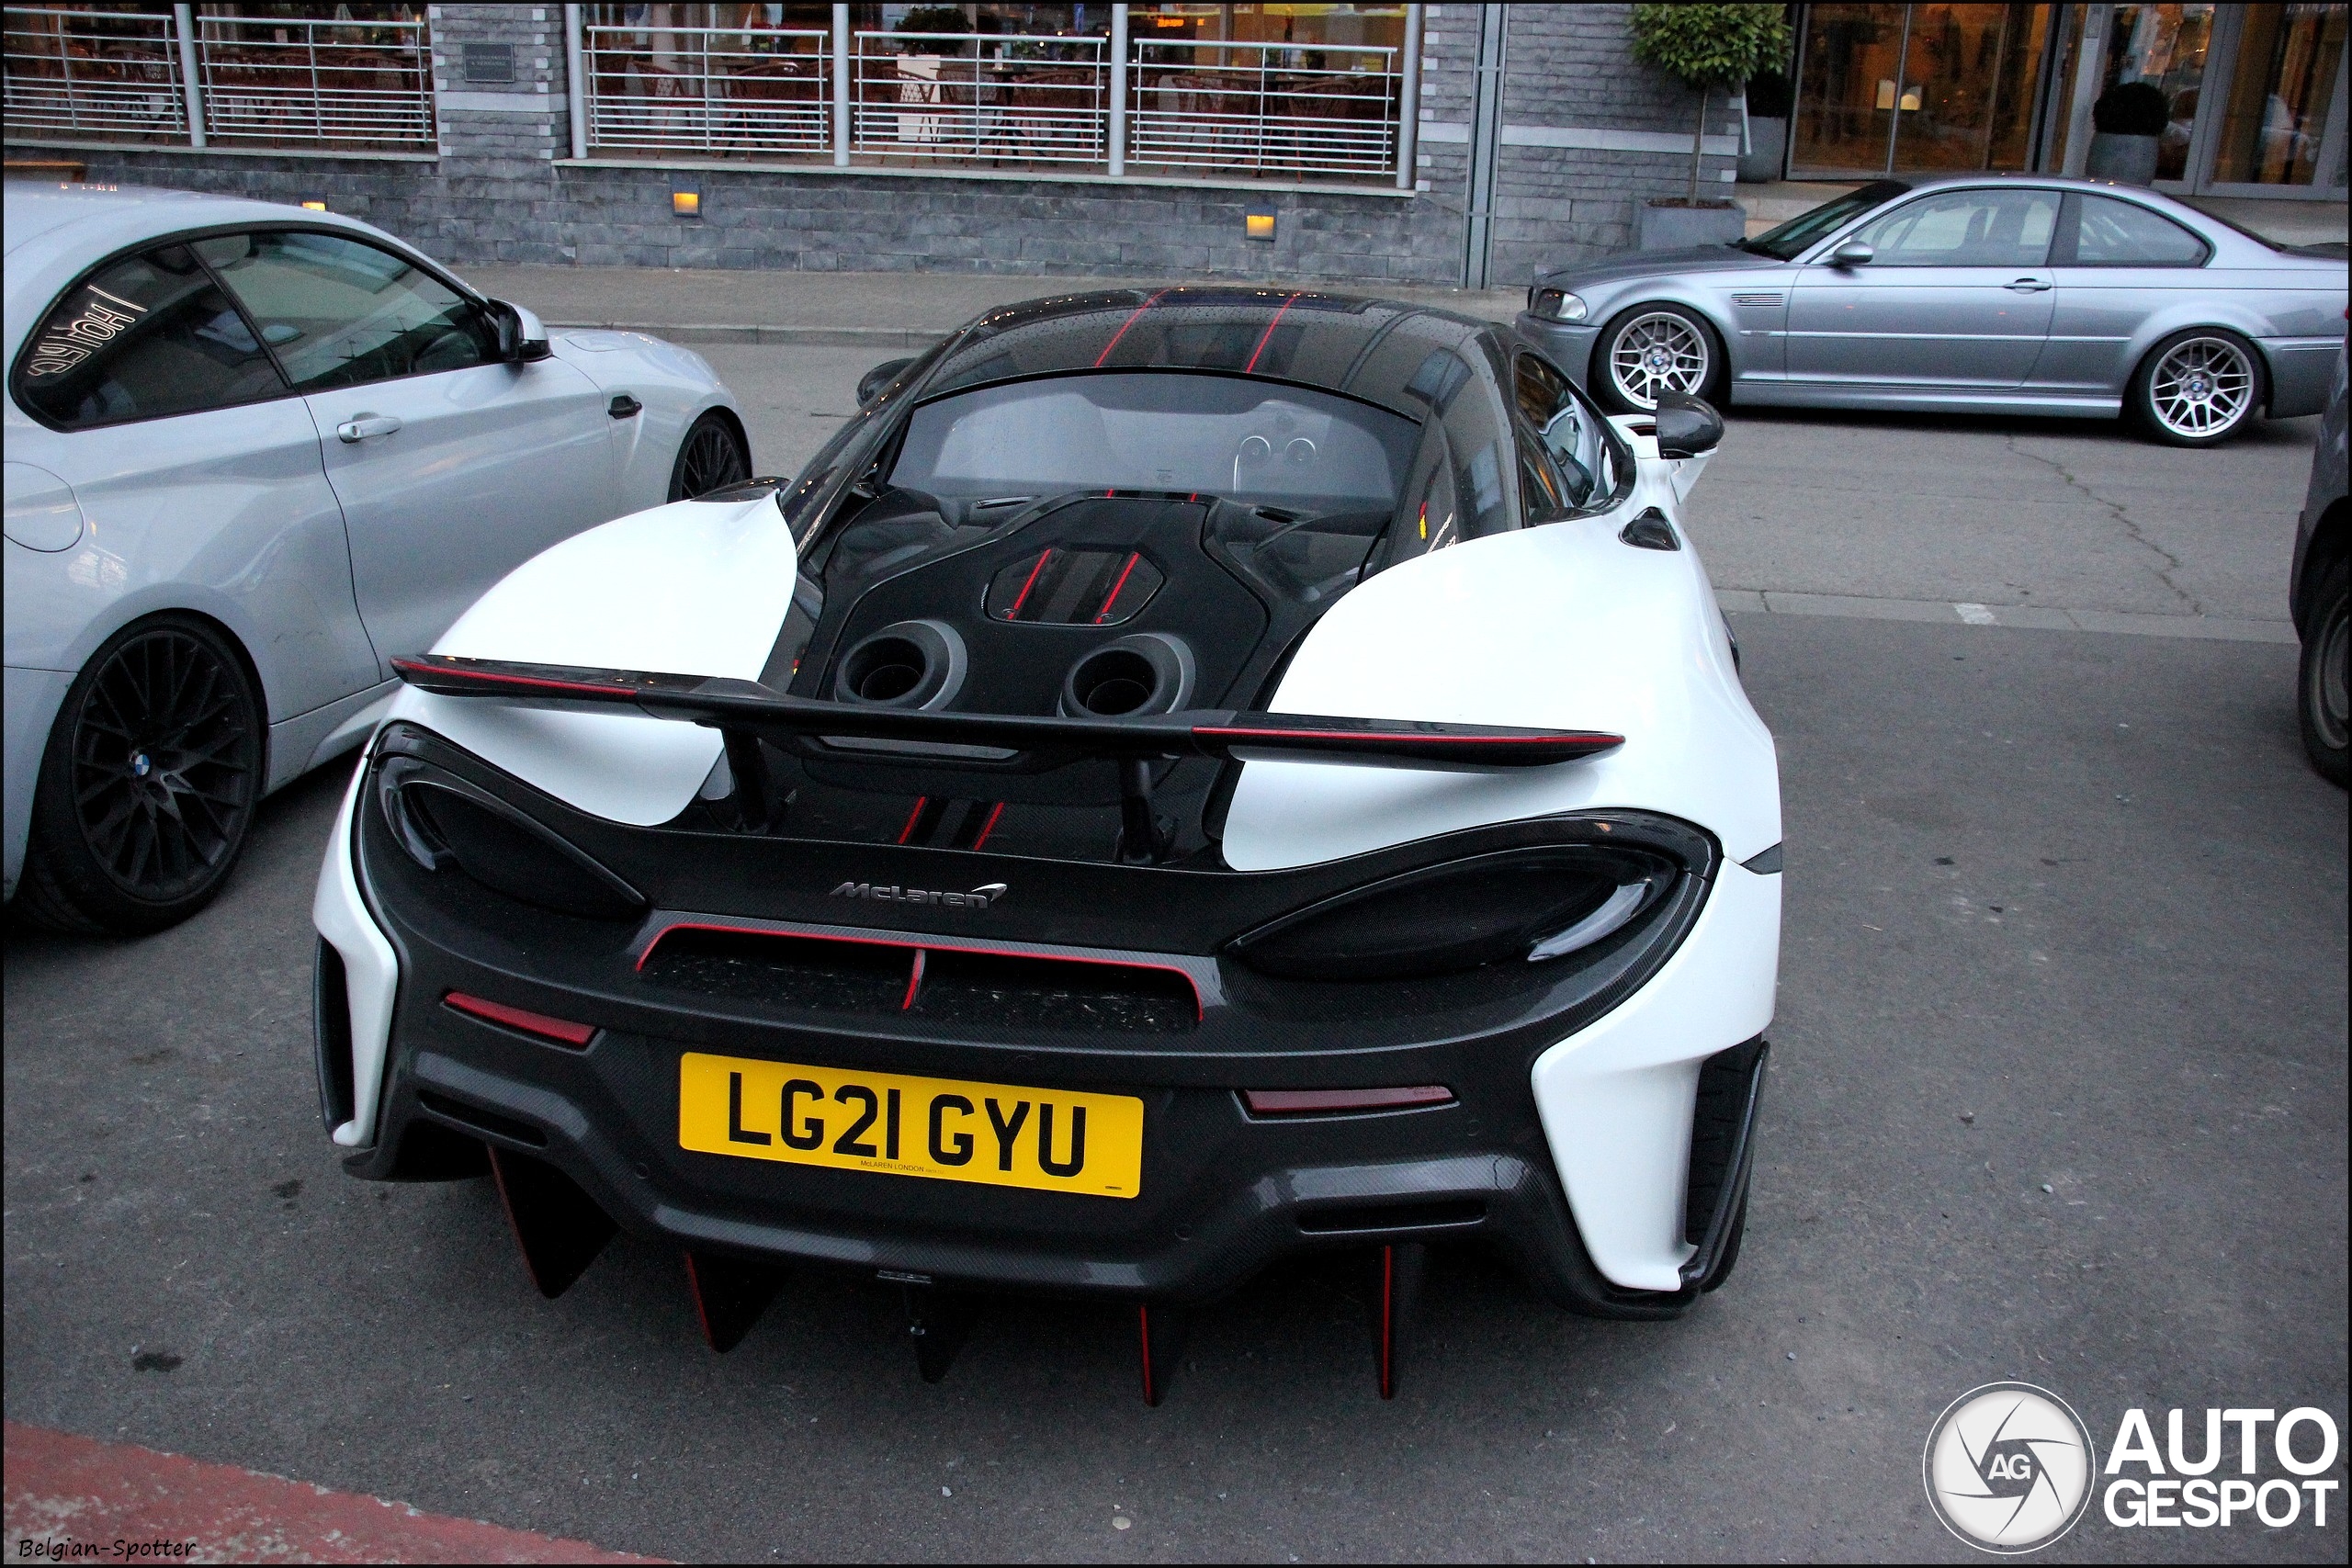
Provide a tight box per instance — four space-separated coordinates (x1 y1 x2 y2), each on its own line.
1829 240 1875 268
857 355 916 407
487 299 551 363
1651 392 1724 459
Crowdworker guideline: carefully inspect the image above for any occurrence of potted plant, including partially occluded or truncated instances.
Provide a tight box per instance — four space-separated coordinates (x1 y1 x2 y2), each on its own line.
1630 3 1792 250
1739 67 1792 183
2086 80 2168 186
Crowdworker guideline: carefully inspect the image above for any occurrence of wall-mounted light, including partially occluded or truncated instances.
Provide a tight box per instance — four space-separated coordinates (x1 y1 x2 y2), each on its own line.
1245 212 1275 242
673 191 701 217
301 199 327 210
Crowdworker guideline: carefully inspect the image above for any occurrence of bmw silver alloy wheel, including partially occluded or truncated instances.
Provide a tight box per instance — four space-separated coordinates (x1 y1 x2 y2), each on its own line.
2147 336 2256 440
1609 311 1712 410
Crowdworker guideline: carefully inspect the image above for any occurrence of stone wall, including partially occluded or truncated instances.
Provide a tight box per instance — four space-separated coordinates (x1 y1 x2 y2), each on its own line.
41 4 1734 289
1484 5 1743 280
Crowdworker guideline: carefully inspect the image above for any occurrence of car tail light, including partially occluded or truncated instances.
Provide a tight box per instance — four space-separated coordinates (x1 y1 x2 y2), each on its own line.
1242 1086 1453 1115
443 990 597 1047
1225 845 1671 981
379 763 644 921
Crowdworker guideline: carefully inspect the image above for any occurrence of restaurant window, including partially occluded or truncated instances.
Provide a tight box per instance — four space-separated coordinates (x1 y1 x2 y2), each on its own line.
577 3 1412 184
1 3 435 153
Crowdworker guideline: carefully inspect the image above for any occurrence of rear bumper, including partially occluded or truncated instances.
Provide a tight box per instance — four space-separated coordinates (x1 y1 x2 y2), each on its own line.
314 733 1781 1310
2265 337 2341 420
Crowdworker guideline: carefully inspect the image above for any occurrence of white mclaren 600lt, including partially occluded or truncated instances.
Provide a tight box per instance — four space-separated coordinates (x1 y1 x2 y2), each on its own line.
312 288 1781 1400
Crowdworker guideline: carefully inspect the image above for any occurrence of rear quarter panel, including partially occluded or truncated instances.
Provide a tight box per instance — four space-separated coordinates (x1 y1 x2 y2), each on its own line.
1224 458 1779 868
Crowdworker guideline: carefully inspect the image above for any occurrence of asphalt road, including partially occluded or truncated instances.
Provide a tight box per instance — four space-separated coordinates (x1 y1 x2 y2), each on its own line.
6 368 2345 1562
6 636 2344 1562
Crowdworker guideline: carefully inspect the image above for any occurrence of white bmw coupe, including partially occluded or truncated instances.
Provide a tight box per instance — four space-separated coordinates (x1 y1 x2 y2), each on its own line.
4 183 749 933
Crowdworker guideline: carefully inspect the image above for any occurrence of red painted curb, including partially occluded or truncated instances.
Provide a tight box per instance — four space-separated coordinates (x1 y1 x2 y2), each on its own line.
3 1421 667 1564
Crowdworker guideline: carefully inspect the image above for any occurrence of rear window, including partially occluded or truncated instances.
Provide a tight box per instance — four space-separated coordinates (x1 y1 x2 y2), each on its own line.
2064 194 2211 266
888 372 1420 512
13 244 287 430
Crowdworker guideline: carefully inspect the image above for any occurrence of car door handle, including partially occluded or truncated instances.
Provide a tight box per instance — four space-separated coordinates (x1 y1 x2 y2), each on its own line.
608 393 642 419
2006 277 2052 292
334 414 402 443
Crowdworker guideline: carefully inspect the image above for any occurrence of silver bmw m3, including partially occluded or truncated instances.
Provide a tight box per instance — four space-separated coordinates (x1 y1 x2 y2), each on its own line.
1516 175 2346 447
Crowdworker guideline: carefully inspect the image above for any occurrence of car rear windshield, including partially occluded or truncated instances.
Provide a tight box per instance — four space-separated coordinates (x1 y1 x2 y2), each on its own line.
888 371 1420 513
1740 179 1912 260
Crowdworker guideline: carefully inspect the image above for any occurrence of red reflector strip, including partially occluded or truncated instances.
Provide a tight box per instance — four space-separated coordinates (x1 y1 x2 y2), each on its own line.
1197 726 1614 747
391 658 633 700
443 991 596 1047
1242 1086 1453 1115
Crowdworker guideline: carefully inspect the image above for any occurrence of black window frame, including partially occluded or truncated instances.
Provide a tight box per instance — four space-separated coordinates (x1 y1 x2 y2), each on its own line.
2049 192 2214 269
9 220 504 435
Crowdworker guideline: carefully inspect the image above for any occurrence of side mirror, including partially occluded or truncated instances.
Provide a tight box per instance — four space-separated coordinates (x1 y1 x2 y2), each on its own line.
857 355 916 407
487 299 551 363
1651 392 1724 459
1829 239 1875 268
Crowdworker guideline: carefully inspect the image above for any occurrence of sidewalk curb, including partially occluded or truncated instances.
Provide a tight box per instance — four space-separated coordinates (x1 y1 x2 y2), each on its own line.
3 1421 665 1565
1717 588 2299 643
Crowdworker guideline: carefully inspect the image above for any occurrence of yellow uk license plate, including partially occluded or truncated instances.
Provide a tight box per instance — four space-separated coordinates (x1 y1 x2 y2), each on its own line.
678 1052 1144 1199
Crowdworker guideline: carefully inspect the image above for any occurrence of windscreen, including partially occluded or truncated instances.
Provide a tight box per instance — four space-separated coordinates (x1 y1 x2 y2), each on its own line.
1741 179 1911 260
888 372 1420 511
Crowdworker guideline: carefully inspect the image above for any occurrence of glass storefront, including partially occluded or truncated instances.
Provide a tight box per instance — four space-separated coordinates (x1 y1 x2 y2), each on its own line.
1787 2 2348 197
2206 1 2345 185
1792 3 2056 175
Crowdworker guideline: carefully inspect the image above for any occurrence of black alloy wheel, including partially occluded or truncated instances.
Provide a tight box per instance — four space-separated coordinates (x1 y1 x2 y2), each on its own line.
2301 558 2349 786
22 615 264 935
667 411 753 502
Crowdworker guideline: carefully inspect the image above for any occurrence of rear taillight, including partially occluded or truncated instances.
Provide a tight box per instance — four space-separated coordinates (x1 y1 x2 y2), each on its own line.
379 762 644 922
1242 1086 1453 1115
1226 845 1671 981
443 991 597 1047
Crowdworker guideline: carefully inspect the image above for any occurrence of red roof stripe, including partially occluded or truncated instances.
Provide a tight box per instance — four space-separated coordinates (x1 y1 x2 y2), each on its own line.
1243 292 1303 373
1092 288 1170 367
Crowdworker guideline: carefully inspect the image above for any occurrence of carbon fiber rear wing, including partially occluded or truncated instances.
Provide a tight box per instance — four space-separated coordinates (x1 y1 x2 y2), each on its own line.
390 654 1624 773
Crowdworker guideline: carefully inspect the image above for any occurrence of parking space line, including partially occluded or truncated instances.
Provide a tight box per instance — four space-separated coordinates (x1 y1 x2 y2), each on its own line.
1719 589 2298 644
3 1422 665 1565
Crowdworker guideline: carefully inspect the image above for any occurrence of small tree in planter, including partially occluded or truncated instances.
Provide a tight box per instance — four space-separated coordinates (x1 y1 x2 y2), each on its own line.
2086 80 2170 186
1631 2 1792 238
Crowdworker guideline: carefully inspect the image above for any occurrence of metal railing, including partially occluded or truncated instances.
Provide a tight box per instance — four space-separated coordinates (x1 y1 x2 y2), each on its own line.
851 29 1107 167
1127 37 1401 179
195 8 432 150
582 20 828 156
3 5 187 143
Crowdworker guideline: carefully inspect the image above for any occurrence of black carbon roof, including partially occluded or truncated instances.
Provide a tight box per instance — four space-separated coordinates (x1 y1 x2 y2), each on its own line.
922 287 1495 418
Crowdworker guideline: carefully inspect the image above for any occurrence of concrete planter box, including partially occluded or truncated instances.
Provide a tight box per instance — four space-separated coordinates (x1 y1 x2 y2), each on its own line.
1738 118 1787 183
2086 132 2161 186
1640 199 1748 251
